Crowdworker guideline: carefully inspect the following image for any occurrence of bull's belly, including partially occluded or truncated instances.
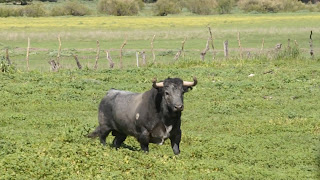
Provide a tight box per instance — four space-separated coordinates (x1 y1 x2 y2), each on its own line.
149 125 172 145
150 137 169 145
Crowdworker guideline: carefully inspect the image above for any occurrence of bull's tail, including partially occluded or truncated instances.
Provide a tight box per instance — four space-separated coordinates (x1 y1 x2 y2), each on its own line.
87 126 100 139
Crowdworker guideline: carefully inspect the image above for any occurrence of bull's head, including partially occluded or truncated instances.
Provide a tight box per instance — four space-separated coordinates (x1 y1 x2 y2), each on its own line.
152 77 197 112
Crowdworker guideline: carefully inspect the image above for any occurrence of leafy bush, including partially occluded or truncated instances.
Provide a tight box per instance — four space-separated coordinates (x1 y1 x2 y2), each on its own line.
50 5 66 16
237 0 315 13
0 4 46 17
273 45 302 60
97 0 140 16
136 0 145 9
50 1 91 16
0 7 24 17
0 60 16 73
184 0 217 15
62 1 91 16
23 4 47 17
237 0 279 13
153 0 181 16
216 0 234 14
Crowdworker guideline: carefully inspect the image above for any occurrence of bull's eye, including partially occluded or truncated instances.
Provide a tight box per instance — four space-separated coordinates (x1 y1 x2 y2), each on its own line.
165 92 169 96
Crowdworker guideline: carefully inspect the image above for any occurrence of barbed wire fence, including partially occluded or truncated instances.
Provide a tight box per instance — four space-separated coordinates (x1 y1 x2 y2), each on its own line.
1 29 317 72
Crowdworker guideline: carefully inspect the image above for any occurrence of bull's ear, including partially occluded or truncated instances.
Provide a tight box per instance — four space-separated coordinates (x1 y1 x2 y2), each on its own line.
183 86 192 93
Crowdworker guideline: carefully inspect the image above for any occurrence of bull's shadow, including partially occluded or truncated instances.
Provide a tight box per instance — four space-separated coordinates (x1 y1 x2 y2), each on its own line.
107 143 140 152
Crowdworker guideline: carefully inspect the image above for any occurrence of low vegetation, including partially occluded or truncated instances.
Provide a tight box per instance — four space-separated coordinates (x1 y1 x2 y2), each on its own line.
50 1 91 16
0 12 319 179
0 0 320 17
1 57 320 179
237 0 320 13
153 0 182 16
97 0 142 16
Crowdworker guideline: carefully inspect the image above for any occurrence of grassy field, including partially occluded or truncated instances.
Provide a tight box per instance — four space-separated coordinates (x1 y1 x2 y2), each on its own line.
1 59 320 179
0 13 320 179
0 13 320 71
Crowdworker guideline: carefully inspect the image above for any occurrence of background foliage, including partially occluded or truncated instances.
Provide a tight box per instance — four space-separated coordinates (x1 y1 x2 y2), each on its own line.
0 0 319 17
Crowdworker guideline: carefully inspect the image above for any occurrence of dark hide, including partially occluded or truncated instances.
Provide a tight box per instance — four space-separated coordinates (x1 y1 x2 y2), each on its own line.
88 78 196 155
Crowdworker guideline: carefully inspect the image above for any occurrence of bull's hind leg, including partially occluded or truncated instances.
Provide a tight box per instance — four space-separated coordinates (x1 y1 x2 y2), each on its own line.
112 131 127 149
99 125 111 146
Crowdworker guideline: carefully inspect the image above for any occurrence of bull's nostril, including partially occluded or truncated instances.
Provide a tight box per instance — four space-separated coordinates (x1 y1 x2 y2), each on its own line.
175 105 184 110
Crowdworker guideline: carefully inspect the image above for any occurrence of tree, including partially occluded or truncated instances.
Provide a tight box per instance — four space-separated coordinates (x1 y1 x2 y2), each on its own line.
144 0 157 2
299 0 319 3
0 0 32 5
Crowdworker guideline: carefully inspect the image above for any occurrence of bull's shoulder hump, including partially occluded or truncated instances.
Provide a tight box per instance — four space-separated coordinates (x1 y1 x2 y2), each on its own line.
107 89 136 97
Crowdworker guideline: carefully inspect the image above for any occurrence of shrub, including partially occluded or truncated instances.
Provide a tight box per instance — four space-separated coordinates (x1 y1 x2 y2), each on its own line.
50 5 67 16
0 59 16 73
136 0 145 9
97 0 140 16
216 0 234 14
63 1 91 16
238 0 282 13
0 7 24 17
184 0 217 15
153 0 181 16
273 45 302 60
23 4 47 17
237 0 314 13
50 1 91 16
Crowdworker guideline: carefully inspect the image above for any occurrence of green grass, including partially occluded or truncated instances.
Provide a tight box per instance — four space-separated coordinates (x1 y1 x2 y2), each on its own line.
0 12 320 179
0 13 320 71
1 59 320 179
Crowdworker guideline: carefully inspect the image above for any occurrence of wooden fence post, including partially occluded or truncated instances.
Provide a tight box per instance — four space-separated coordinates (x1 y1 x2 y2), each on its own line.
174 37 187 61
136 51 139 68
48 60 58 72
310 31 314 58
260 38 265 54
224 40 229 58
106 50 114 69
120 37 127 69
151 35 156 63
94 40 100 70
141 51 146 65
57 35 61 68
200 37 210 61
208 27 215 60
26 37 30 71
6 48 11 65
237 32 242 59
73 55 82 69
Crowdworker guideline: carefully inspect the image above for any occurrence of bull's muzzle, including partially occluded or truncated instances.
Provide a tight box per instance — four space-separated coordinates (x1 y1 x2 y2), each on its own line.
174 104 184 111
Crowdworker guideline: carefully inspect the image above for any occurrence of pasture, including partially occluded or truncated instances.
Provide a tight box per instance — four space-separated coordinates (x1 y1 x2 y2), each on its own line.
0 13 320 70
0 13 320 179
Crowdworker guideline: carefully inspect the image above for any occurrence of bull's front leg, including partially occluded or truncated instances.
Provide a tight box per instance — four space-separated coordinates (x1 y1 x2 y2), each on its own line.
138 127 150 153
170 129 181 155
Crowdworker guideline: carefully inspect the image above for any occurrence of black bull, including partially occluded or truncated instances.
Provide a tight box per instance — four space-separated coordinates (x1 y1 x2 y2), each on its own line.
88 77 197 155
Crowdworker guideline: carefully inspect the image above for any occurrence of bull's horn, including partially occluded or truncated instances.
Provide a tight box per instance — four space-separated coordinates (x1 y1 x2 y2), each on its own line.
152 78 164 88
183 77 197 87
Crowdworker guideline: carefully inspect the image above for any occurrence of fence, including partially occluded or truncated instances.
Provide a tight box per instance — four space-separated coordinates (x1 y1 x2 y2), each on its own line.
1 29 317 72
